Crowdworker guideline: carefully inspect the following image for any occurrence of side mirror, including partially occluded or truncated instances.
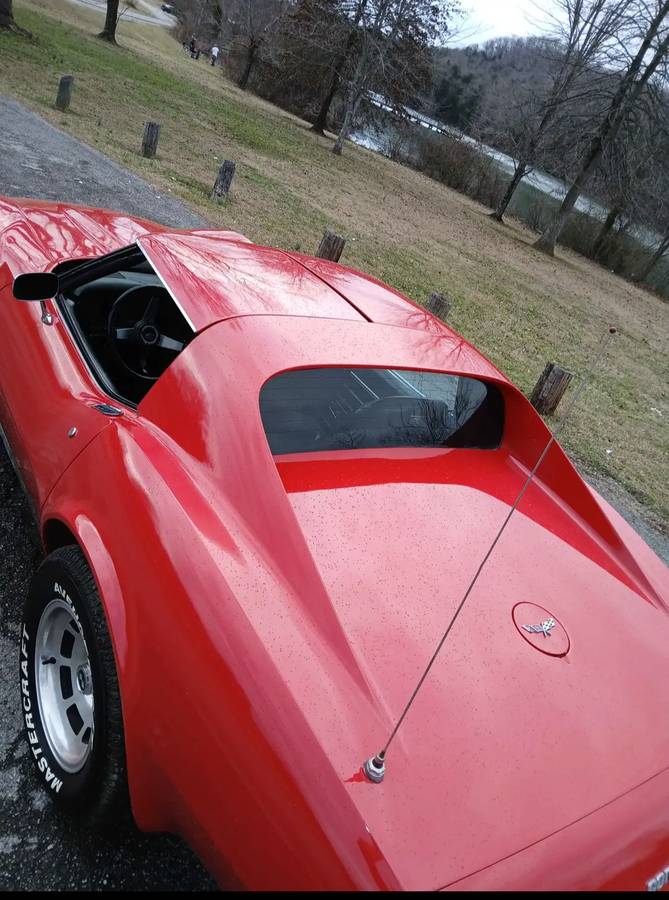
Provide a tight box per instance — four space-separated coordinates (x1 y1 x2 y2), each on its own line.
13 272 59 301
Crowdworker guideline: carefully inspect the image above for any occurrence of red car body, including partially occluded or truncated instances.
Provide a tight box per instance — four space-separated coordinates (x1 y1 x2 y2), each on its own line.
1 195 668 891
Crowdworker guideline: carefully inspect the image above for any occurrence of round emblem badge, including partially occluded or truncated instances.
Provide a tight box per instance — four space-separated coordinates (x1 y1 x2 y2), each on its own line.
512 602 570 657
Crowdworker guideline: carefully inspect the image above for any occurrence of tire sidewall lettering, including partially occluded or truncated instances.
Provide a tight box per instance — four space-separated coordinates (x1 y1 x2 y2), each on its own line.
20 575 95 798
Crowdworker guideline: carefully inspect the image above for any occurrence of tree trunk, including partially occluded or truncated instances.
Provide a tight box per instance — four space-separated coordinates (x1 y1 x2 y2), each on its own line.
332 37 370 156
534 4 669 256
0 0 29 33
312 18 361 136
332 90 362 155
98 0 119 43
592 205 621 260
490 57 573 224
312 68 341 135
534 115 620 255
491 160 528 222
633 231 669 282
0 0 15 29
331 0 375 156
238 41 257 90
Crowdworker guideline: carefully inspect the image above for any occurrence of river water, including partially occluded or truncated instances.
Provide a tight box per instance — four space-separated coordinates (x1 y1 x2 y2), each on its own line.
350 95 667 291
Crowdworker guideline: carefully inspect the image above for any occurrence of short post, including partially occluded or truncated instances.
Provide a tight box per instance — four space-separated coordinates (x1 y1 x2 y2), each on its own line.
426 291 451 320
141 122 161 159
530 362 573 415
211 160 236 202
316 229 346 262
55 75 74 112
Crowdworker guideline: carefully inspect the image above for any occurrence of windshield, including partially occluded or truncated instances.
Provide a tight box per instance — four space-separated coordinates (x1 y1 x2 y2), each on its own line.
260 367 504 455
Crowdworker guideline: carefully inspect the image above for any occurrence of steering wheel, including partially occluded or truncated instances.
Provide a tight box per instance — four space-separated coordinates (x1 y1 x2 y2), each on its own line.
107 284 186 381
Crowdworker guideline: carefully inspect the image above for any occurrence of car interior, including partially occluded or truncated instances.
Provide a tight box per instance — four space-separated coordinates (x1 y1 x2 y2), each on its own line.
55 249 194 406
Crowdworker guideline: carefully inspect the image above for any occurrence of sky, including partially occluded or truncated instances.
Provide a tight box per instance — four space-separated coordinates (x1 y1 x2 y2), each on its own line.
454 0 553 46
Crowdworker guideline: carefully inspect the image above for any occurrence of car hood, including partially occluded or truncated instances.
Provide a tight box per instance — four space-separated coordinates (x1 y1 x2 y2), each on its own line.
274 448 669 889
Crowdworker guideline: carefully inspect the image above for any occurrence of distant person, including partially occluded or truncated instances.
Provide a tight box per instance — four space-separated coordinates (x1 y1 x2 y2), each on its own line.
189 36 196 58
210 44 220 67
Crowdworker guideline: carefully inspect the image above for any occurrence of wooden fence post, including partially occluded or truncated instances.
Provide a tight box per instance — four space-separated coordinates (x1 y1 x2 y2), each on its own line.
211 160 236 202
426 291 451 320
141 122 161 159
530 362 573 415
55 75 74 112
316 229 346 262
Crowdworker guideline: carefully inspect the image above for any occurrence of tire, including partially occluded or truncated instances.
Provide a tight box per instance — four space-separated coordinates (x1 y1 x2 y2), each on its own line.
19 545 129 826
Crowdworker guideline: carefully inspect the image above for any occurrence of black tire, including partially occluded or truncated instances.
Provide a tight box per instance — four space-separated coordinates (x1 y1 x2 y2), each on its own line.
19 545 129 826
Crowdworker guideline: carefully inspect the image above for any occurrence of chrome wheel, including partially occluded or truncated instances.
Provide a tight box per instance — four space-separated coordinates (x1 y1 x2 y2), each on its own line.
35 598 94 774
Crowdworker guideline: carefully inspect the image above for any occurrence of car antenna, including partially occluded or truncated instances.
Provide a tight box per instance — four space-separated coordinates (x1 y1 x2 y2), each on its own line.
362 326 618 784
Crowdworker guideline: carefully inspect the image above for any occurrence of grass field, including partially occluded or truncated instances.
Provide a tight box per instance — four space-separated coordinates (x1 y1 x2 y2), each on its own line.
1 0 668 531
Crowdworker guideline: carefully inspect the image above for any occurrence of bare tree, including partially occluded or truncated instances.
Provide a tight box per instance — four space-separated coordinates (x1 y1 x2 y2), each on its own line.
534 0 669 255
98 0 120 43
332 0 458 155
629 114 669 280
225 0 289 90
171 0 224 48
490 0 628 223
308 0 368 134
588 108 661 262
272 0 356 133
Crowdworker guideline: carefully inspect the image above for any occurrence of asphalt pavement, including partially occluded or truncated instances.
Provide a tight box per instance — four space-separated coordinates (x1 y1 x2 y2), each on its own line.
0 96 215 890
64 0 175 28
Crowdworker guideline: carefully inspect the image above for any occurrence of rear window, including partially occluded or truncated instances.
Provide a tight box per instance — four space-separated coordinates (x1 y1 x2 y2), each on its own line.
259 368 503 455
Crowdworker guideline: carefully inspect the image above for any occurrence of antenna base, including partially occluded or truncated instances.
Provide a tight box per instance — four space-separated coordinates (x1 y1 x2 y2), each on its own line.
363 753 385 783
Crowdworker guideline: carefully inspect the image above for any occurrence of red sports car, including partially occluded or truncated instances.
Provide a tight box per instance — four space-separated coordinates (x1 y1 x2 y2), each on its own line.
1 195 668 891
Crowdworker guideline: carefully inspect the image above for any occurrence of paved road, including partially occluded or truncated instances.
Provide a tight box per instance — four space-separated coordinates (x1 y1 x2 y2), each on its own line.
0 97 215 890
0 97 204 229
65 0 175 28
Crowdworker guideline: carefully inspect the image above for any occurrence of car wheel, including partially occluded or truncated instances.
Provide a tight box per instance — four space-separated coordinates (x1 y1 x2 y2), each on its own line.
19 545 129 825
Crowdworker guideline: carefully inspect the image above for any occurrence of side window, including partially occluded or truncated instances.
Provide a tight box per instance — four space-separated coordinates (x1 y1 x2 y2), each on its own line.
57 248 193 406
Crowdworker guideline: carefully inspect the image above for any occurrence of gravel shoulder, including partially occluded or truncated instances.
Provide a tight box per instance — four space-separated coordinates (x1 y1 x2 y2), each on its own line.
580 464 669 565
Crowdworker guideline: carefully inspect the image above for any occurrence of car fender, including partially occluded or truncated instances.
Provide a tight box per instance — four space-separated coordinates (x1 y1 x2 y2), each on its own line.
40 421 400 890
